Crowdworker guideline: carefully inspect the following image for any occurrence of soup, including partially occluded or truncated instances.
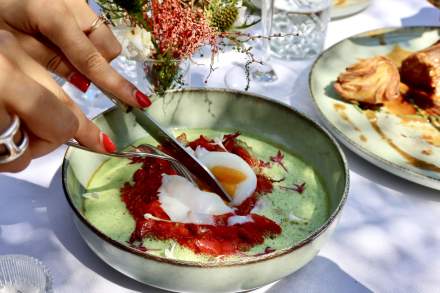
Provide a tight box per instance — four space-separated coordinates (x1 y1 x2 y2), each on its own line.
83 129 330 263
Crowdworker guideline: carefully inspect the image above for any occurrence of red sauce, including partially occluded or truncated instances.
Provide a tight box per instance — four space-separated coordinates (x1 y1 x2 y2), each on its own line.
120 133 281 256
187 135 224 152
223 132 258 167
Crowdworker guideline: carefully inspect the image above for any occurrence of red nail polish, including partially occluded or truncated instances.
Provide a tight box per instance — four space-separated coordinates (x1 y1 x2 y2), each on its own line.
135 90 152 108
100 132 116 153
69 72 91 93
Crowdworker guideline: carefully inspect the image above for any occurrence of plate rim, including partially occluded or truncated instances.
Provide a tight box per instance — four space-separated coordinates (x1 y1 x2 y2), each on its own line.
309 25 440 190
331 0 370 20
62 88 350 268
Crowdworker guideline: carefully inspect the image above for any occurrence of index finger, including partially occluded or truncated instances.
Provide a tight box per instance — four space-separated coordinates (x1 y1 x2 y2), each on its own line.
32 1 151 108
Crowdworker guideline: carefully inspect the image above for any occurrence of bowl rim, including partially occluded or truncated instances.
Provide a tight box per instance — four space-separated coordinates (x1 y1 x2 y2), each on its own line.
308 25 440 190
62 88 349 268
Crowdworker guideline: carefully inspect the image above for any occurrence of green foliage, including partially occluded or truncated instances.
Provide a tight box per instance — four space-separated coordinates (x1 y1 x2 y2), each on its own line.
98 0 147 29
146 55 183 96
241 0 260 16
113 0 143 13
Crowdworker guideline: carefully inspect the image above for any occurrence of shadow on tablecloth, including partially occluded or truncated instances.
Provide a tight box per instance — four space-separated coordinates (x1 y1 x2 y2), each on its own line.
46 168 166 292
401 7 440 27
266 256 372 293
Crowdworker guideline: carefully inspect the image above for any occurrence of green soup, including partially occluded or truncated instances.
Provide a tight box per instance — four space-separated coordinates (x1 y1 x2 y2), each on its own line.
83 129 330 263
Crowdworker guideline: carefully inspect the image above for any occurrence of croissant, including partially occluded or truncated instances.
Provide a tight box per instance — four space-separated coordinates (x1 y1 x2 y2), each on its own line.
334 56 401 104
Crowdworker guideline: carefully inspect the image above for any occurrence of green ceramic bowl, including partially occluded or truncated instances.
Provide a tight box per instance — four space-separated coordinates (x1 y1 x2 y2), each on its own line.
62 89 348 293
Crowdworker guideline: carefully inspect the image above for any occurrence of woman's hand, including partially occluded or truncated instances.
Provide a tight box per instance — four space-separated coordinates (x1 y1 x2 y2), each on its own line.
0 31 83 172
0 0 151 108
0 0 152 172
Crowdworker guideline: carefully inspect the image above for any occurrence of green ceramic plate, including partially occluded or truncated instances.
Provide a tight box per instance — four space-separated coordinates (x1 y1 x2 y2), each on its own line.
63 89 348 292
310 26 440 190
331 0 370 19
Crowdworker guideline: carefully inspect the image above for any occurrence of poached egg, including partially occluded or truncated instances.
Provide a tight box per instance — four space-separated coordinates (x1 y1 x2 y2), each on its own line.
155 145 258 225
194 146 257 206
158 175 233 225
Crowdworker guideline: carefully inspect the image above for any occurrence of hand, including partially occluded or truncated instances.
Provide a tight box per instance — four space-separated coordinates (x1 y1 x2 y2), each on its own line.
0 0 151 172
0 0 151 108
0 31 82 172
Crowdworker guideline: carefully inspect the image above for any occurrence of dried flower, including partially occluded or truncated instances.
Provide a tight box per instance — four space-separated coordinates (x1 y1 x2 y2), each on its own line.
149 0 218 59
280 182 306 194
270 150 287 172
259 160 272 168
100 0 294 96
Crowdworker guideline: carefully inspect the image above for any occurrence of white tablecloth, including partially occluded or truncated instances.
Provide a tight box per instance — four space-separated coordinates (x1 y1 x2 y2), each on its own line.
1 0 440 292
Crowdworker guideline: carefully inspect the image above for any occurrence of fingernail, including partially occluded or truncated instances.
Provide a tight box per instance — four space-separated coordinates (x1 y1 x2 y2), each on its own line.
100 132 117 153
69 72 91 93
135 90 152 108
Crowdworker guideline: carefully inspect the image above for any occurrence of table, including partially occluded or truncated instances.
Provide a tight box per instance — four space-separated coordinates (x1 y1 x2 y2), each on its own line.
1 0 440 292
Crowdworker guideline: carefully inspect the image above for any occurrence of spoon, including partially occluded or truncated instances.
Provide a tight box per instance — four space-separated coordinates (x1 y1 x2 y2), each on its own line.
66 139 196 185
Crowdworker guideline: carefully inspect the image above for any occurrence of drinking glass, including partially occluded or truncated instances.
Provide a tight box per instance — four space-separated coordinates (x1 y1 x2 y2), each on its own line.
224 0 296 100
140 58 191 97
270 0 331 60
251 0 277 83
0 255 53 293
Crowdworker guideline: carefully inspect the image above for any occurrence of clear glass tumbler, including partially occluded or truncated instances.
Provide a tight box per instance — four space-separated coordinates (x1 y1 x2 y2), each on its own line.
140 58 190 97
0 255 53 293
270 0 331 60
224 0 296 100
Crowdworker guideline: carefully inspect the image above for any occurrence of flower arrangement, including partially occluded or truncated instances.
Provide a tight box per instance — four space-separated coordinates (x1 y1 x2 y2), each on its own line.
99 0 261 96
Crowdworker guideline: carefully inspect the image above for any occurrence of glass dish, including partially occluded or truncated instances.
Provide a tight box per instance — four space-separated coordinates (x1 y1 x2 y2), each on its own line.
0 255 53 293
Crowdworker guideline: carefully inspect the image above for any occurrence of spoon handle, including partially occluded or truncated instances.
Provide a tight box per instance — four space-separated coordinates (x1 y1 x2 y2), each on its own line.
65 140 197 186
65 139 169 160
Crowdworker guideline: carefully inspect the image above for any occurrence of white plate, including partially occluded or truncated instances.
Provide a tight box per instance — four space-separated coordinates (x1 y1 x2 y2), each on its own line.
331 0 370 19
310 26 440 190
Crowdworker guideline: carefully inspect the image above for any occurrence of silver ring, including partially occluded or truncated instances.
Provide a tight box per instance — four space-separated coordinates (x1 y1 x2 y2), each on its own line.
0 115 29 164
85 15 111 35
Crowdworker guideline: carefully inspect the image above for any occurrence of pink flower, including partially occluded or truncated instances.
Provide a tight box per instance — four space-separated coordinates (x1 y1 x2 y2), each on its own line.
270 150 288 172
149 0 218 59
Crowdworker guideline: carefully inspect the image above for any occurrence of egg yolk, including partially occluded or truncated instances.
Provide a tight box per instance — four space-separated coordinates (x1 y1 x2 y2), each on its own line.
210 166 247 197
